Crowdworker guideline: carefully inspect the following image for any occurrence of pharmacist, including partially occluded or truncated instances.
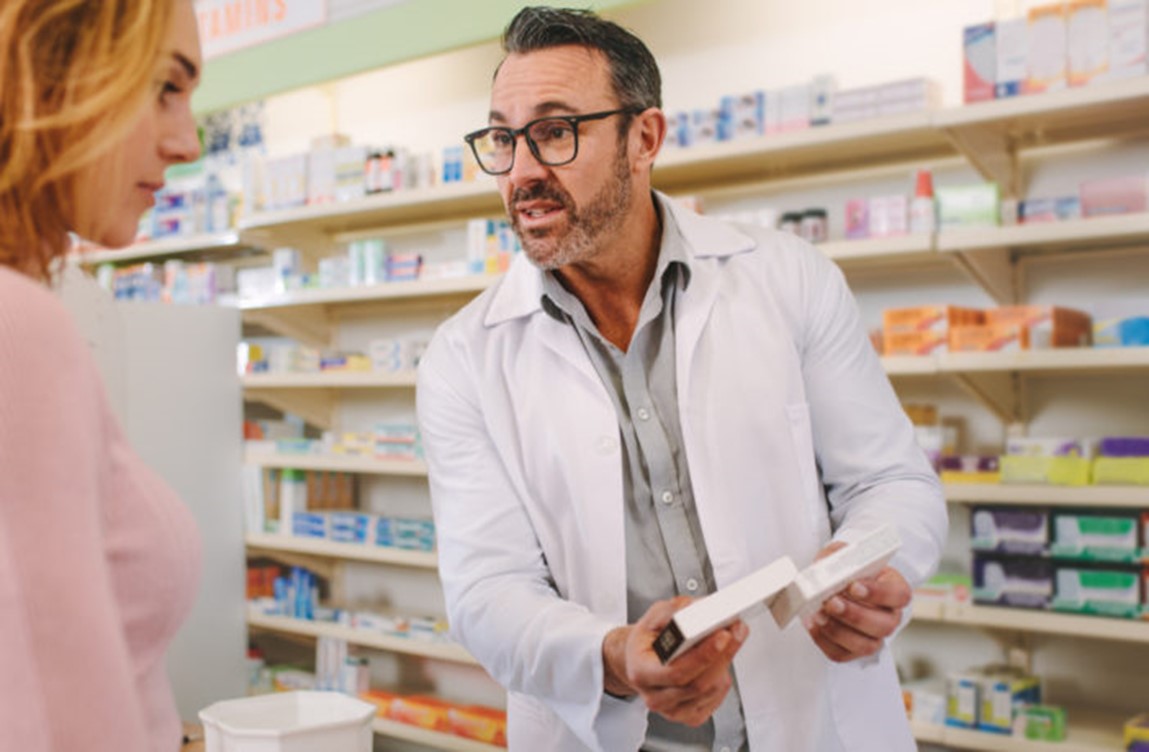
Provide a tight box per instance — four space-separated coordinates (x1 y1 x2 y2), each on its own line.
417 6 948 751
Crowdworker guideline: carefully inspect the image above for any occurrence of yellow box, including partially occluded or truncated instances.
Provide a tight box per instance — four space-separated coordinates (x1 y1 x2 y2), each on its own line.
1093 457 1149 486
1000 455 1092 486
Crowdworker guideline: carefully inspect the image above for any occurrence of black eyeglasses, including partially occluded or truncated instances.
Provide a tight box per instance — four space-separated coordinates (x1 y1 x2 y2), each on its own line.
464 107 642 176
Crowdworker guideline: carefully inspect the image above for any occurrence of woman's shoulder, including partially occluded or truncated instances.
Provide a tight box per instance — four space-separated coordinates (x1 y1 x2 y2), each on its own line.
0 266 88 359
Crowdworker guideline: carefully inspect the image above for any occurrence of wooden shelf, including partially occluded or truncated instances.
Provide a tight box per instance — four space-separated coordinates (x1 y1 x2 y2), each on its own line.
654 111 951 191
245 533 437 568
247 613 478 664
935 76 1149 198
911 706 1127 752
945 483 1149 508
820 233 939 269
245 448 428 476
937 213 1149 256
373 718 504 752
242 371 417 388
912 600 1149 644
938 347 1149 375
78 231 250 265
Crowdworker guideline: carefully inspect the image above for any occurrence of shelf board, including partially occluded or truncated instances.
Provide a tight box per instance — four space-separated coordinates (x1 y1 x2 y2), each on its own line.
936 213 1149 256
238 274 497 311
937 347 1149 375
373 719 504 752
247 614 477 664
882 355 941 376
239 179 503 244
911 707 1127 752
245 533 437 568
245 449 429 476
77 231 250 265
820 233 939 269
912 600 1149 644
654 111 951 191
242 371 417 388
944 483 1149 508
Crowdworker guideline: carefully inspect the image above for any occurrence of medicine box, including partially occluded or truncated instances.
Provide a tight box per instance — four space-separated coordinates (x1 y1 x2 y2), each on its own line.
1093 457 1149 485
1105 0 1149 80
1092 299 1149 347
979 669 1042 734
946 671 982 728
948 322 1029 352
1017 705 1068 741
1080 174 1149 217
1027 3 1069 94
1052 562 1143 617
999 455 1092 485
1018 196 1081 223
971 506 1051 555
1126 712 1149 751
1068 0 1111 86
972 553 1054 608
996 18 1029 97
964 23 997 103
1052 509 1142 562
884 305 985 334
985 305 1092 348
936 183 1001 229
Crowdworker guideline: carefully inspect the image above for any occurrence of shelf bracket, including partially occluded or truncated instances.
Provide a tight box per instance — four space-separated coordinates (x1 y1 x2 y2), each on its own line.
951 371 1025 425
940 124 1021 199
245 388 335 430
243 306 332 350
950 246 1018 304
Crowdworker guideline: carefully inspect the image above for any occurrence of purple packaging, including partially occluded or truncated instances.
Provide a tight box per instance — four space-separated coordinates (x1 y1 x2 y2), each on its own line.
972 554 1053 609
1099 436 1149 457
971 506 1050 555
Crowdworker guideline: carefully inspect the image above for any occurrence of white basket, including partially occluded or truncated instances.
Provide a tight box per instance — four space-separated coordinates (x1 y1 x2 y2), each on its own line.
199 691 376 752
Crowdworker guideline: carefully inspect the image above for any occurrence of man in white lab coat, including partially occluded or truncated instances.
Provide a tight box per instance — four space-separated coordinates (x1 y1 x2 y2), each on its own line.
416 7 948 751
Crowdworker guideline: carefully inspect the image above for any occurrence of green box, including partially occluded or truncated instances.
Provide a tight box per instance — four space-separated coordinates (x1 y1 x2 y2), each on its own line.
936 183 1001 229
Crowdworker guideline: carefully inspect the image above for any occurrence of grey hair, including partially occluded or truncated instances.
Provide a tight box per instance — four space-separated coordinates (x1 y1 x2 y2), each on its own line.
501 6 662 111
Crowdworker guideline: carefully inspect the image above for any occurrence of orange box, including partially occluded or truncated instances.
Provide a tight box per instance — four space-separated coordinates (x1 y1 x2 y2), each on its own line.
884 330 947 356
360 689 398 717
882 305 985 335
389 695 452 732
985 305 1092 348
948 322 1029 352
448 705 508 746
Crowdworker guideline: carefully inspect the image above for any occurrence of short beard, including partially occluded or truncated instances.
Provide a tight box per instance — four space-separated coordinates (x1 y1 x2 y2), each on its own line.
511 144 632 271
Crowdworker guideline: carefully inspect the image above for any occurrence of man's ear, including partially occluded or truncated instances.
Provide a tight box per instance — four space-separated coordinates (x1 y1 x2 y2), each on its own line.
629 107 666 175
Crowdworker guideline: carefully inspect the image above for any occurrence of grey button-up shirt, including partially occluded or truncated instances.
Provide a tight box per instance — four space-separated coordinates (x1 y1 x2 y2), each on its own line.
540 202 748 752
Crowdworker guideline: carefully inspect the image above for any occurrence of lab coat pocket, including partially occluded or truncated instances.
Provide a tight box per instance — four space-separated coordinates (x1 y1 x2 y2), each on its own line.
785 402 830 540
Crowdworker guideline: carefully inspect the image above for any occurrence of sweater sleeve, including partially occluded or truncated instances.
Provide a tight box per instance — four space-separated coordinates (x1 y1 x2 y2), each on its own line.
0 274 152 752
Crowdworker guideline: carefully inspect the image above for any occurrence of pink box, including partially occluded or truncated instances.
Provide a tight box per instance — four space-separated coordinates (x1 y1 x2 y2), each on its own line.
1080 175 1149 217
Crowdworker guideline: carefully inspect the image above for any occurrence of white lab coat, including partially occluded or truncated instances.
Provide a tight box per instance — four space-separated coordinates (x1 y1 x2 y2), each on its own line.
416 194 948 752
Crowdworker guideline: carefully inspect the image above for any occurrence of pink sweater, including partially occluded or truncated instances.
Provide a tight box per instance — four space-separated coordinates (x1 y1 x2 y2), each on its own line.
0 267 202 751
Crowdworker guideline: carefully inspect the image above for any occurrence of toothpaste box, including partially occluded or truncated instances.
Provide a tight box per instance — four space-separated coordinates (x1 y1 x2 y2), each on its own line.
971 506 1051 555
965 23 998 103
1027 3 1069 94
973 553 1054 608
1052 562 1143 617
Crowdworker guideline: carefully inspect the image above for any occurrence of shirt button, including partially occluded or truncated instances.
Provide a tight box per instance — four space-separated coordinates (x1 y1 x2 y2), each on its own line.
636 407 651 421
686 578 699 592
660 491 673 505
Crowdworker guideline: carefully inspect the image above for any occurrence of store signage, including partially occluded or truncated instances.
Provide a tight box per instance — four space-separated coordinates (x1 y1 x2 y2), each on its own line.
195 0 329 60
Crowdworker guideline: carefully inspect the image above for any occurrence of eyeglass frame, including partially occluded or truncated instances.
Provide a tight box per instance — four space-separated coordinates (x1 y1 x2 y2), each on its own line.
463 107 645 176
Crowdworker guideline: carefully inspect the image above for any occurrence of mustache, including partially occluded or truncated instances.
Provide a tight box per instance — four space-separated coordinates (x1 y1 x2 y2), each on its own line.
511 182 572 210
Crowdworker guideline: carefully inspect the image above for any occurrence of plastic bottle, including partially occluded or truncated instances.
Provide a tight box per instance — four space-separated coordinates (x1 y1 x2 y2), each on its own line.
910 169 936 235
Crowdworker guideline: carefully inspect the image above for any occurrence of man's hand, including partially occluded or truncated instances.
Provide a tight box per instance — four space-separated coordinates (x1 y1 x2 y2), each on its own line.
803 542 911 662
602 596 748 727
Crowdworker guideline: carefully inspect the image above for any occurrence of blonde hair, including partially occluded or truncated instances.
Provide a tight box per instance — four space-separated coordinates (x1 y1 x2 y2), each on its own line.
0 0 174 281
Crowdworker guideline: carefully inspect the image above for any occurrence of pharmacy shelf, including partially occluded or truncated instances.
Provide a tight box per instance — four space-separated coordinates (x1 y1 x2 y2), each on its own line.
911 599 1149 644
882 355 942 376
935 75 1149 198
239 274 498 311
77 231 254 266
245 533 437 568
911 707 1126 752
247 614 478 665
242 371 417 388
373 719 504 752
944 483 1149 508
245 448 429 476
655 111 951 192
937 213 1149 257
937 347 1149 375
820 233 938 269
239 179 502 249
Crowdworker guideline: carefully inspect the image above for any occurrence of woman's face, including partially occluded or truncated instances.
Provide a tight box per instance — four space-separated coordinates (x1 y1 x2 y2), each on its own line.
73 0 203 248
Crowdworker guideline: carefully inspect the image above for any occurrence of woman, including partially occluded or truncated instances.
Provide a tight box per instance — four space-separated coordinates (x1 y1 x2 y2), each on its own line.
0 2 204 749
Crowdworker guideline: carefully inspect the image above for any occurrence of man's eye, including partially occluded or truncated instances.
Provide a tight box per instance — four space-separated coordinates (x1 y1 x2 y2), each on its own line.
537 123 572 141
491 131 514 148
